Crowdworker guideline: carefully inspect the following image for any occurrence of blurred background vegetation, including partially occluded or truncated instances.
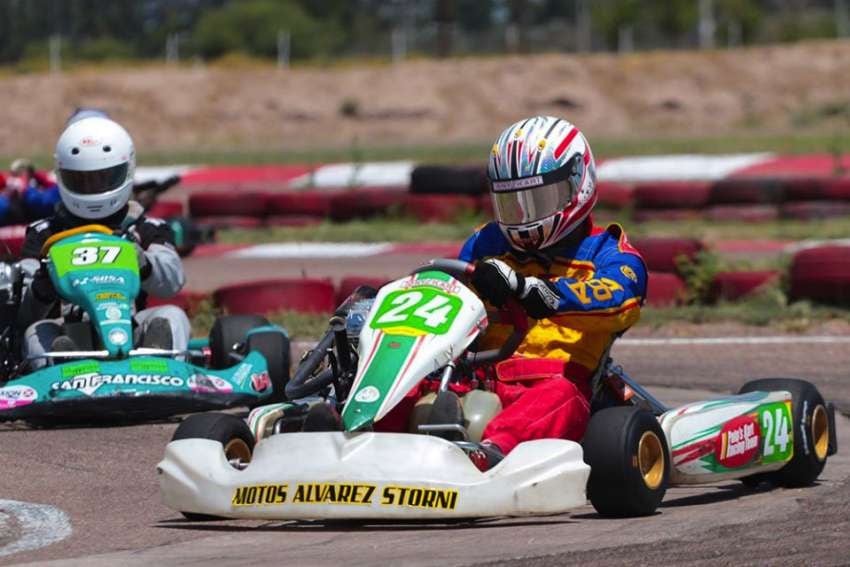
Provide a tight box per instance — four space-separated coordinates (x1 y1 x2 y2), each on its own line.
1 0 849 69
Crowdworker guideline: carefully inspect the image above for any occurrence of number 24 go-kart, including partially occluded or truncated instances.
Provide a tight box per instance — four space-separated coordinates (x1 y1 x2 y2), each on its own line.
0 224 290 424
158 260 838 520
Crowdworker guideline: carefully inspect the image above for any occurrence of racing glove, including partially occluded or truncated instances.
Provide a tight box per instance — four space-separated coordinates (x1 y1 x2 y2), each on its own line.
472 259 524 307
30 267 57 303
518 277 561 319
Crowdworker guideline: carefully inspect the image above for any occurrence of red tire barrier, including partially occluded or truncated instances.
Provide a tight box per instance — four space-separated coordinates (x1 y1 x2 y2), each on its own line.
214 278 336 315
336 276 390 307
410 165 488 196
645 272 686 307
632 238 704 273
329 189 406 221
824 177 850 200
596 181 634 209
789 245 850 305
404 194 479 223
189 192 268 217
191 215 264 229
267 192 333 217
782 178 829 201
632 209 703 223
780 201 850 220
0 224 27 258
710 271 780 302
705 204 780 223
633 181 711 210
709 178 785 205
146 290 210 317
147 200 185 219
478 193 495 217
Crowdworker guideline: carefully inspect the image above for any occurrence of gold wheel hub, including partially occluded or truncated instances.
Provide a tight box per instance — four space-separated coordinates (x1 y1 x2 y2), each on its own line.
638 431 665 490
223 438 252 469
812 405 829 462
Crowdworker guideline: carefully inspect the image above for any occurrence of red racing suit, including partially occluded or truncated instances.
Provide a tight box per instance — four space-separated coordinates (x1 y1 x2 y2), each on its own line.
457 219 648 453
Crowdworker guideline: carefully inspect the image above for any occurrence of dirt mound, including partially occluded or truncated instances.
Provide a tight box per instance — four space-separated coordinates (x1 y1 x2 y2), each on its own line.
1 40 849 156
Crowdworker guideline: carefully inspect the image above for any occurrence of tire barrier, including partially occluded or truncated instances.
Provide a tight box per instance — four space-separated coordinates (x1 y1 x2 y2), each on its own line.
265 215 324 227
645 272 686 307
633 181 712 210
632 238 704 273
710 271 780 302
189 191 269 217
146 290 210 317
705 204 780 223
409 165 488 196
0 224 26 258
782 178 829 202
213 278 337 315
596 181 635 209
632 209 703 223
709 178 786 205
147 200 185 219
789 245 850 305
404 194 480 223
823 177 850 200
191 215 265 229
328 188 407 221
267 192 333 217
780 201 850 221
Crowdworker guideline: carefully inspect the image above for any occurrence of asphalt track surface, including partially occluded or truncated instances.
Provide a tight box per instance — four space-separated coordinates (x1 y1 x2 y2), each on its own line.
1 339 848 566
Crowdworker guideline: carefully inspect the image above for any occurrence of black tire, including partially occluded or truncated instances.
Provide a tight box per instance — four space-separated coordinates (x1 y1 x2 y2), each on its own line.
409 165 488 196
583 406 669 517
246 330 291 403
171 413 255 521
738 378 830 487
209 315 269 370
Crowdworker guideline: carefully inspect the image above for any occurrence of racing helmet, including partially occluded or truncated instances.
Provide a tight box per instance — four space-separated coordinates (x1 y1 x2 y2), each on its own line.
488 116 597 251
54 116 135 219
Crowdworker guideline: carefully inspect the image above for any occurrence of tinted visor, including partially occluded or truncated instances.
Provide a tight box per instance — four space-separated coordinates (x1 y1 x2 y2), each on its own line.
492 179 576 225
59 163 128 195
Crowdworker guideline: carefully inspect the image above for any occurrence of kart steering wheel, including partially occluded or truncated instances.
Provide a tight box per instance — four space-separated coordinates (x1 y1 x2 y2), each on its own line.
412 259 529 367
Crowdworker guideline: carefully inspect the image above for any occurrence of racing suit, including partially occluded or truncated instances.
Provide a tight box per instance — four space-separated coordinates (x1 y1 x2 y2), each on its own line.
18 201 189 365
458 219 648 454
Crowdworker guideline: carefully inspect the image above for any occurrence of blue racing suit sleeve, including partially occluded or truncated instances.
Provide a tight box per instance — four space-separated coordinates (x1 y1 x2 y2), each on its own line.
22 184 60 220
458 222 511 262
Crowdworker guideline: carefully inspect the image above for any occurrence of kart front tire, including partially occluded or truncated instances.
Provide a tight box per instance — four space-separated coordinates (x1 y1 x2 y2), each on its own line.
171 413 255 521
209 315 269 369
583 406 669 517
738 378 830 487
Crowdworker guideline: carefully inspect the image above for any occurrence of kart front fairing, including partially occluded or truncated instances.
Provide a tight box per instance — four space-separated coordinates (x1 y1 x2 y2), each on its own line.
0 350 274 422
158 431 590 520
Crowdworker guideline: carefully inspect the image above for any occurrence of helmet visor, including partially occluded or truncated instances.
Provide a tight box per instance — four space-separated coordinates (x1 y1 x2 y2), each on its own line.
492 179 576 225
59 163 128 195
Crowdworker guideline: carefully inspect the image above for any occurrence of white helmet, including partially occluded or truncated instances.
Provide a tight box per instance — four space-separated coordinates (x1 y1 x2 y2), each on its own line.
54 116 135 219
488 116 597 251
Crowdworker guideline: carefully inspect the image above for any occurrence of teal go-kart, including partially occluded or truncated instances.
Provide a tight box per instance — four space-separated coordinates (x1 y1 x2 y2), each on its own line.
0 224 290 425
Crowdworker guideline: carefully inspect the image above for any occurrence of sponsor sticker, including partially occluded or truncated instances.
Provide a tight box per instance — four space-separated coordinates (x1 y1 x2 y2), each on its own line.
51 373 184 396
105 306 122 321
61 361 100 377
188 374 233 394
71 274 125 287
354 386 380 404
95 292 127 301
491 176 544 192
230 482 458 510
620 265 638 283
129 358 169 373
250 371 271 393
0 385 38 409
232 363 252 387
716 414 760 468
108 328 128 346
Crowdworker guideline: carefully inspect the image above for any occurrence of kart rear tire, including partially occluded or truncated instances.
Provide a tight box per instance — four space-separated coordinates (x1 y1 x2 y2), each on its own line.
171 412 255 521
583 406 669 517
738 378 830 487
210 315 269 370
246 330 291 403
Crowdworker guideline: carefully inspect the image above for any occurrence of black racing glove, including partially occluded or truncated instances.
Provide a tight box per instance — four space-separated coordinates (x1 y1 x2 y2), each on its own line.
518 276 561 319
471 259 525 307
30 267 57 304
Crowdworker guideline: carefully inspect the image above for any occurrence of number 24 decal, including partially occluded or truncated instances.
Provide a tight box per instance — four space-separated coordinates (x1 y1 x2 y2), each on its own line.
71 246 122 266
761 407 791 456
375 291 454 329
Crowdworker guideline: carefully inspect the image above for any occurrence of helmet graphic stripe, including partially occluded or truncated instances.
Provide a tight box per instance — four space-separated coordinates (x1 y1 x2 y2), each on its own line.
553 127 579 161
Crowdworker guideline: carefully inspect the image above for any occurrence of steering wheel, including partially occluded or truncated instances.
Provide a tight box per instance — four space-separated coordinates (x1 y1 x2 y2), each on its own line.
39 224 113 257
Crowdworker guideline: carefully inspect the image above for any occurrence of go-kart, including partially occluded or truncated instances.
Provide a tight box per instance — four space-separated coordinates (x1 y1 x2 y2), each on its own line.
0 224 290 424
158 260 838 520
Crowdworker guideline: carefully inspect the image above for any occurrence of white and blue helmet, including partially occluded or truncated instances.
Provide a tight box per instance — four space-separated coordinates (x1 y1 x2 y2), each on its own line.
488 116 597 251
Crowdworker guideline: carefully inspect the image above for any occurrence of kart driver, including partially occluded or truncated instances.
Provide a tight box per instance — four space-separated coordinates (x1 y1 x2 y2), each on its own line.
17 114 190 366
460 115 648 470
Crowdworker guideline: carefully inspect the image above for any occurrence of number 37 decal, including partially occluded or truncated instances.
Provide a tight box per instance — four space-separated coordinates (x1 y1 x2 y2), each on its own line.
71 246 122 266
